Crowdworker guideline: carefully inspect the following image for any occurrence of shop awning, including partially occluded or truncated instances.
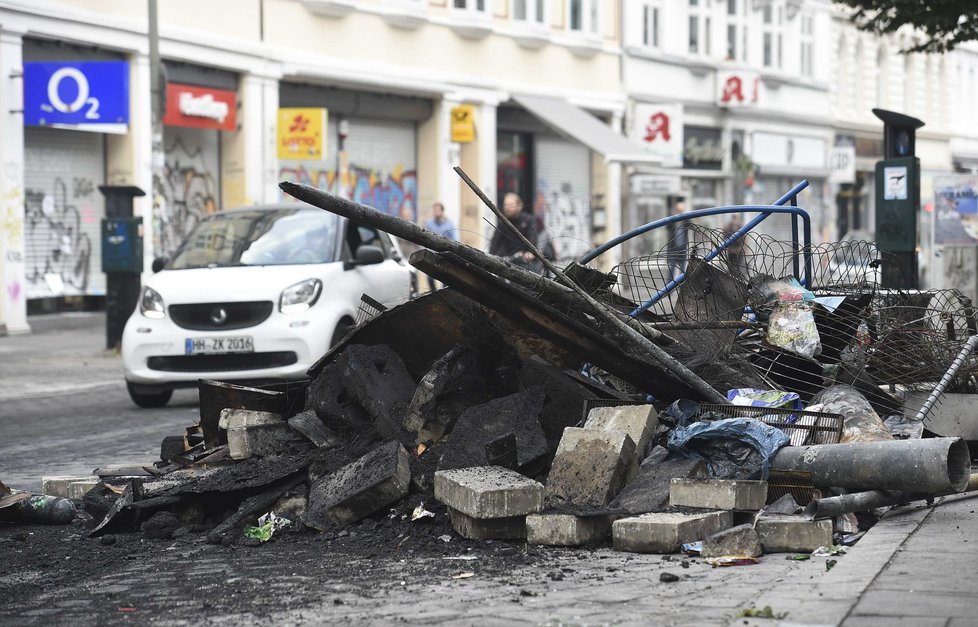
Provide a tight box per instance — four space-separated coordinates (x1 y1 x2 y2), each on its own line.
512 94 661 165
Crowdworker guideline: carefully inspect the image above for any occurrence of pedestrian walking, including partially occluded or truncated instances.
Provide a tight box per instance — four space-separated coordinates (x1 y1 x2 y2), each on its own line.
489 192 540 273
423 201 457 290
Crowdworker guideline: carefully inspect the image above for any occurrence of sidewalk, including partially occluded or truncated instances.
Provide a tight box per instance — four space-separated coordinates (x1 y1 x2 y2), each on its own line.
0 311 121 401
740 491 978 627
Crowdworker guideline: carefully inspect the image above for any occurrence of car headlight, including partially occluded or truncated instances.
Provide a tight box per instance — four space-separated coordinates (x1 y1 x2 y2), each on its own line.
280 278 322 314
140 286 166 319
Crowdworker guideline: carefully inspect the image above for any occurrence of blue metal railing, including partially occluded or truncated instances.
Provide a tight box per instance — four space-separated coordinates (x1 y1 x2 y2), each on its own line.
579 180 812 317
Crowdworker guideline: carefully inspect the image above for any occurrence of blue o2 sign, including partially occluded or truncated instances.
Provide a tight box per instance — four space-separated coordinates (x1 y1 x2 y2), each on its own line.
24 61 129 134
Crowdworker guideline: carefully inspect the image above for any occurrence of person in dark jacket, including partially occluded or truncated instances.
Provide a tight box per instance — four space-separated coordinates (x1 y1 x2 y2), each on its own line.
489 192 540 271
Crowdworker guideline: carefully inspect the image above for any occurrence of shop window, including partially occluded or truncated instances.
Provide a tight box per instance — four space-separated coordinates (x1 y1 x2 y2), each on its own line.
497 131 534 211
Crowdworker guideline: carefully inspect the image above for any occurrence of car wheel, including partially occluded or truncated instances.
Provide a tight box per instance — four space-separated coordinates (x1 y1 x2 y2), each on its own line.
127 381 173 408
331 319 354 348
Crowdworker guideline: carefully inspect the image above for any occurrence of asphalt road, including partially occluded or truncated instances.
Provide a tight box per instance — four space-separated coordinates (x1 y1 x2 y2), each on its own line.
0 313 195 492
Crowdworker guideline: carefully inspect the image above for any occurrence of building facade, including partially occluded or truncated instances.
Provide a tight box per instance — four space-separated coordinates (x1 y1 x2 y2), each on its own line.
2 0 977 332
0 0 655 333
620 0 835 261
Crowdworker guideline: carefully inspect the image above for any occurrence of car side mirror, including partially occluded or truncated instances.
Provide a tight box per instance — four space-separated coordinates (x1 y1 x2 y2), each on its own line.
151 257 168 273
345 244 385 270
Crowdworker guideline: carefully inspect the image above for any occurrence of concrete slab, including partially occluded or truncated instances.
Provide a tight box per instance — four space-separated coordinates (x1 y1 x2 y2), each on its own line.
526 513 613 546
546 427 636 507
584 404 658 456
755 515 833 553
41 476 95 499
612 511 732 553
701 523 762 558
669 479 767 511
447 506 526 540
434 466 543 519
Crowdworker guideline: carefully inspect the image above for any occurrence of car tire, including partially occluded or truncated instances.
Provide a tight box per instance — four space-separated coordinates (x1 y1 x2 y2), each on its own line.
331 319 354 348
127 381 173 408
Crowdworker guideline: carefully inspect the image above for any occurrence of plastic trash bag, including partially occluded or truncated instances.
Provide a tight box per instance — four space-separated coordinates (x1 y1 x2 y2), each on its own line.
727 388 801 410
766 301 822 358
666 418 790 480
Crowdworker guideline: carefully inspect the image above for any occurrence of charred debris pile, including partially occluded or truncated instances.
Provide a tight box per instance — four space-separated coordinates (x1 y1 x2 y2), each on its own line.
9 181 978 561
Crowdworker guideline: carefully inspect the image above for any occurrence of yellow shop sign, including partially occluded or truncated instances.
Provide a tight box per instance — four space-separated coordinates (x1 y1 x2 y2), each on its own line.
451 105 475 143
278 108 327 160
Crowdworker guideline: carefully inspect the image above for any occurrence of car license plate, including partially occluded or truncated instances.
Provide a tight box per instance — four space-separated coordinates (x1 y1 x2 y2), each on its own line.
185 336 254 355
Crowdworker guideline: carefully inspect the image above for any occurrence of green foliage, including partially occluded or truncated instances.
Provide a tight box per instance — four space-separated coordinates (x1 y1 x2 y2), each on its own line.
735 606 789 619
834 1 978 53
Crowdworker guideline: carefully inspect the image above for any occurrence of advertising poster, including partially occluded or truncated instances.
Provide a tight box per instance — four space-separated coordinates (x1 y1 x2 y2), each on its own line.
934 175 978 245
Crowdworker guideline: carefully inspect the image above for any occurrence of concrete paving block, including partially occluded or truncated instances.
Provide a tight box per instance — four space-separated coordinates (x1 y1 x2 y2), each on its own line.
304 441 411 529
447 506 526 540
584 404 658 454
218 408 282 430
434 466 543 519
526 514 613 546
42 476 97 499
546 427 636 507
700 523 762 558
228 422 309 460
67 478 100 500
612 511 733 553
756 515 833 553
669 479 767 511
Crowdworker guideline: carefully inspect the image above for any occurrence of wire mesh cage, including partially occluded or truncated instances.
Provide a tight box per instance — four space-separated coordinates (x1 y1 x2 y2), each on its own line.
355 293 388 326
580 223 978 402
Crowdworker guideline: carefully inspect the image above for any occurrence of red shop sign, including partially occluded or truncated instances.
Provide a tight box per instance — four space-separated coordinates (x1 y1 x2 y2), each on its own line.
163 83 237 130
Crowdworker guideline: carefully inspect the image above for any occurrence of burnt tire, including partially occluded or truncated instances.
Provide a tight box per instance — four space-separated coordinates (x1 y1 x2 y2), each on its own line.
127 382 173 408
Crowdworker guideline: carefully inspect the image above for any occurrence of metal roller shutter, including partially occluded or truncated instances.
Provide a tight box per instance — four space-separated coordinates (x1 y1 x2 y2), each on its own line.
534 136 591 263
157 126 221 257
23 127 105 299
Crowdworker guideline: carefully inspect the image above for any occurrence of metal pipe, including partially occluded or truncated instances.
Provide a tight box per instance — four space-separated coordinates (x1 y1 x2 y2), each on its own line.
913 334 978 423
278 181 730 404
804 472 978 520
771 437 971 494
804 489 913 520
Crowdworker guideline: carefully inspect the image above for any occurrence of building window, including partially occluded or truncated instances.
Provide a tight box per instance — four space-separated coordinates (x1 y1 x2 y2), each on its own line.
453 0 487 13
513 0 545 24
761 1 783 68
689 0 704 55
800 14 814 76
726 0 747 62
642 2 660 48
569 0 598 35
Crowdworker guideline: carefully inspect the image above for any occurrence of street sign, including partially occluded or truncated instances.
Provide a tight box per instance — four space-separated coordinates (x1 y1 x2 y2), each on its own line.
828 146 856 185
451 105 475 143
163 83 237 131
24 61 129 134
630 103 683 167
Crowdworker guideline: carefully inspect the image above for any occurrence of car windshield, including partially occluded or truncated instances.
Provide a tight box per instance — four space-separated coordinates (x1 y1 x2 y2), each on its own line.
168 208 338 269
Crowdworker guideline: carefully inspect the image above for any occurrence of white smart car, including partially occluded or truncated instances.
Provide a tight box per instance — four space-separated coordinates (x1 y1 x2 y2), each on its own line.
122 204 415 408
